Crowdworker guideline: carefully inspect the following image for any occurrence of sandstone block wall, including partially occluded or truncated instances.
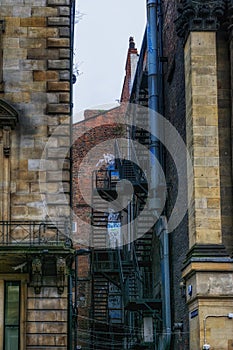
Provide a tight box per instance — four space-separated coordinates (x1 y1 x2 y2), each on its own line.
163 2 233 349
184 32 222 246
0 0 72 224
0 1 74 349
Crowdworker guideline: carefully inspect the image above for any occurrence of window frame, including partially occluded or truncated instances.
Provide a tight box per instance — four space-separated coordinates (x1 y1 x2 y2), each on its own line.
3 281 21 350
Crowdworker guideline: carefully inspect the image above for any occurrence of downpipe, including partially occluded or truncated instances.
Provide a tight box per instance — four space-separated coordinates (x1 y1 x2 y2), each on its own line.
147 0 160 211
147 0 171 349
67 272 73 350
158 217 171 350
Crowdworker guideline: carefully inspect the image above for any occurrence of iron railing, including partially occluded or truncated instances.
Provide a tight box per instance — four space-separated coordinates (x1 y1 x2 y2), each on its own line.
0 220 72 246
93 169 119 190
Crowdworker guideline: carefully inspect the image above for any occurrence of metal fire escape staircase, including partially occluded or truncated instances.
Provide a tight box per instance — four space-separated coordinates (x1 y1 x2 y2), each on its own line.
122 32 164 343
91 129 162 348
91 169 125 350
115 138 162 350
91 27 164 343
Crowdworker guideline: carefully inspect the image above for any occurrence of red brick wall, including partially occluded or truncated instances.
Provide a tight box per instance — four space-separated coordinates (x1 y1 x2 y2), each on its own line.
72 106 125 236
72 106 125 349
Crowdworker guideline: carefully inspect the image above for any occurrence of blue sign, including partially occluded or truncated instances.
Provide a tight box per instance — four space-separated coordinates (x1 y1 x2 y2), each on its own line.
190 309 198 319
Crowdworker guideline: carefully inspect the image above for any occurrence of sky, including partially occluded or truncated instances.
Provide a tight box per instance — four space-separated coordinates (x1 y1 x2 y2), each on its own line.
73 1 147 123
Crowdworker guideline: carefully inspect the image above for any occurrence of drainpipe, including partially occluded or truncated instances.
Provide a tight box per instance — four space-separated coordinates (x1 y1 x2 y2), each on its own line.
67 271 73 350
69 0 75 217
146 1 171 349
158 217 171 350
67 2 76 349
74 249 91 349
147 0 160 203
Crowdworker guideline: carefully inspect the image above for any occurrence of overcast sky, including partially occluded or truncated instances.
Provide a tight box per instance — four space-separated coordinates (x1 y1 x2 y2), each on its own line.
73 1 146 122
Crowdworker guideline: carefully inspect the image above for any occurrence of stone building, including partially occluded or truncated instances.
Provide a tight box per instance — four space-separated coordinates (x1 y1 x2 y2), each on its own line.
0 1 75 349
164 1 233 349
124 1 233 349
75 1 233 350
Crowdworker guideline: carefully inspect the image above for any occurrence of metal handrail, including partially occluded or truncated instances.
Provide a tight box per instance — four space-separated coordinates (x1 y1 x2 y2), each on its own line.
114 139 124 167
0 220 71 246
93 169 120 190
114 139 145 183
131 242 143 283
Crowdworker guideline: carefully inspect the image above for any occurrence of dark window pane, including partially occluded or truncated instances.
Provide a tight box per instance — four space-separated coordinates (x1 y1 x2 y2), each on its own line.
5 284 20 325
5 327 19 350
4 282 20 350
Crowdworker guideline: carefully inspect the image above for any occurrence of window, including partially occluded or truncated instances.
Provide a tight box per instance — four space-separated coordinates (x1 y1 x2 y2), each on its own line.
4 281 20 350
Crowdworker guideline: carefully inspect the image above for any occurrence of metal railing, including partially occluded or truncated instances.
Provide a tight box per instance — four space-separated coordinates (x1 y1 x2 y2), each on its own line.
115 138 147 186
0 220 72 246
93 169 120 190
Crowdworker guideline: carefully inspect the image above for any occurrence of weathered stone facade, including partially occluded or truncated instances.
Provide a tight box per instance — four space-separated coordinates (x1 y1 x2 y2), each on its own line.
0 1 75 349
163 0 233 349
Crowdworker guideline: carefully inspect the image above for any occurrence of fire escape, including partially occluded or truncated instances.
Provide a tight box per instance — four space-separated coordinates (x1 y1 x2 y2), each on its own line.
90 167 124 350
91 2 169 348
90 129 162 349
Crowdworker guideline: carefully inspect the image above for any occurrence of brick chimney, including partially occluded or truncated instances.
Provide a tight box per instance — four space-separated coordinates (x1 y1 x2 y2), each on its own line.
120 37 138 102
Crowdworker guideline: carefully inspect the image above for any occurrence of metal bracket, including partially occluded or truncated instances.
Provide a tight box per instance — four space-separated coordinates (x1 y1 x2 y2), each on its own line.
57 257 66 294
31 257 42 294
3 126 11 157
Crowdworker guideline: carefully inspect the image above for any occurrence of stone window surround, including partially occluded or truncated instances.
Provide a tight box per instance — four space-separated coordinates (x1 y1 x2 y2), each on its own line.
0 99 18 221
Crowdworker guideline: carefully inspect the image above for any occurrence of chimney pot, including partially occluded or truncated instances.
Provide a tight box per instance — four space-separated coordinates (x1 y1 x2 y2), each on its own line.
129 36 135 49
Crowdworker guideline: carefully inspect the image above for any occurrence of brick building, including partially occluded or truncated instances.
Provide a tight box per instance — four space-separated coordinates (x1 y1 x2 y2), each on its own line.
72 107 126 349
0 1 75 349
120 37 139 103
126 1 233 349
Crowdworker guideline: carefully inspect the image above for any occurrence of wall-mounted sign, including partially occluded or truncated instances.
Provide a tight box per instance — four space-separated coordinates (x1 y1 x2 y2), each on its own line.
107 222 121 248
190 309 198 319
143 317 153 343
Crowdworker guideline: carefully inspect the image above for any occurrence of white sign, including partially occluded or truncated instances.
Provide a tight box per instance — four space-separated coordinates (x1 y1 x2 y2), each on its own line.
143 317 153 343
107 222 121 248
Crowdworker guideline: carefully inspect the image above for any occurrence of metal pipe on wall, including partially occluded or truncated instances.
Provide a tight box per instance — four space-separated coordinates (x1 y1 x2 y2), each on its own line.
68 2 76 348
147 0 160 201
67 272 73 350
146 1 171 349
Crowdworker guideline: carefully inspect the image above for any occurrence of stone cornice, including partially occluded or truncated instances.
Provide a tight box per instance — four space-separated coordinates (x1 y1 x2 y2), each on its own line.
175 0 227 40
182 244 233 279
